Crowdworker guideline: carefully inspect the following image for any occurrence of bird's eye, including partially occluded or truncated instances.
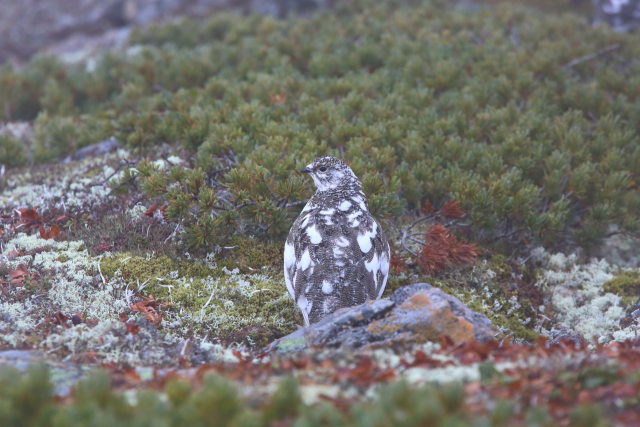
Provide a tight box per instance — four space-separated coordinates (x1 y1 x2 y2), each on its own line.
318 166 327 172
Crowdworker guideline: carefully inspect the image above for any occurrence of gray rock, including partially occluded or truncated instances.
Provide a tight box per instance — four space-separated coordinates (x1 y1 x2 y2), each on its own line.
65 136 120 162
267 283 497 353
0 0 337 65
267 298 395 353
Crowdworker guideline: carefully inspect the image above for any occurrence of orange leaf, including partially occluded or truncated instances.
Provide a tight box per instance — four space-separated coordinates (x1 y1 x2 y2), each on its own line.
390 252 408 273
144 203 159 217
441 200 466 219
125 322 140 334
270 93 287 104
39 225 61 240
49 225 61 239
417 224 478 274
8 269 26 278
19 208 41 222
421 200 435 214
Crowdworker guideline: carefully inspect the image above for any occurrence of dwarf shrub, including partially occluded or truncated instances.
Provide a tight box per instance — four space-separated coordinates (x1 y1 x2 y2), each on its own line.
0 135 27 167
1 0 639 251
0 365 572 426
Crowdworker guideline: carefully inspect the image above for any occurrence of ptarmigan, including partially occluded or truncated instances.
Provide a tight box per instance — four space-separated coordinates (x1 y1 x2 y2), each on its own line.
284 156 390 326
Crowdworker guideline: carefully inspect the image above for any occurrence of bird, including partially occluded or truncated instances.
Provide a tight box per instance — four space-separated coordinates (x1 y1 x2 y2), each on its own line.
283 156 391 326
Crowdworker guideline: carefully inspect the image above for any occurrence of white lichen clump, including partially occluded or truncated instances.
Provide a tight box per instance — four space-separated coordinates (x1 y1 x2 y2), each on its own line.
0 233 157 362
0 149 129 210
533 248 638 343
3 234 128 320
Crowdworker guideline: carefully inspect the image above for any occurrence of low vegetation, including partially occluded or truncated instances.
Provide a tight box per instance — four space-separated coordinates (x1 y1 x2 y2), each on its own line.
1 0 639 425
1 0 639 252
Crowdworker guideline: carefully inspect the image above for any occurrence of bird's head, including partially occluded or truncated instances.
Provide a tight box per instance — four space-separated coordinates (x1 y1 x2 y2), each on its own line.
301 156 360 192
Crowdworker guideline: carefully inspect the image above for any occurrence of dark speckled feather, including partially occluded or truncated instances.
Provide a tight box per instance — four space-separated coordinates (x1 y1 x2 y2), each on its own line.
284 156 390 326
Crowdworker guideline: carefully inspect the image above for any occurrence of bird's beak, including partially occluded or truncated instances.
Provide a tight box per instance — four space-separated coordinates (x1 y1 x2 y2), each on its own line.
300 167 312 173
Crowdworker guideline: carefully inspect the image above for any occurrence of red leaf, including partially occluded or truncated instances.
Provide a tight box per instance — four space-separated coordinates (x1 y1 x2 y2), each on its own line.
270 93 287 104
390 252 408 273
8 264 30 285
49 225 61 239
17 208 43 230
144 310 162 325
441 200 466 219
8 269 26 278
125 322 140 334
402 349 450 368
421 200 435 214
130 294 168 326
39 225 61 240
93 240 113 253
159 204 169 220
417 224 478 274
19 208 42 223
121 369 142 385
144 204 159 217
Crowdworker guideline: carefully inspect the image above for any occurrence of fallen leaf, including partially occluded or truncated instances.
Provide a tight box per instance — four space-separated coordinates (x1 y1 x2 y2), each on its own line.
144 204 159 217
270 93 287 104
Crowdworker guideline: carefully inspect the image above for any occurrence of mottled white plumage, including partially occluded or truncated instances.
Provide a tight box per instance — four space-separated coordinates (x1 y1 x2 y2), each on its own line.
284 156 391 326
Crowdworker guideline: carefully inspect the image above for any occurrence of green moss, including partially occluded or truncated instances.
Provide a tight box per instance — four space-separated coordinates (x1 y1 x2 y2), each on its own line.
100 253 215 285
490 313 539 343
603 271 640 306
218 236 284 272
100 253 299 345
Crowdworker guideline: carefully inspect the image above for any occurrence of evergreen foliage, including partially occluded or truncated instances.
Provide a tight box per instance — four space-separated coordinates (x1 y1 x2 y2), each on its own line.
1 365 606 426
0 135 27 167
1 0 639 251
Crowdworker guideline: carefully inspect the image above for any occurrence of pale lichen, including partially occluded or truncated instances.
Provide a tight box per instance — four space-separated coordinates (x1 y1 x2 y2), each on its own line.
99 253 299 345
1 149 130 210
533 248 640 343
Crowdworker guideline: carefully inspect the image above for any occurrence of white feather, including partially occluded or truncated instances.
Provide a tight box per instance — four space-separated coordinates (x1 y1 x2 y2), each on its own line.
364 251 379 289
338 200 352 211
357 233 371 252
297 294 312 326
321 280 333 294
301 214 310 228
283 242 296 298
357 223 378 253
347 210 362 221
301 202 313 213
348 210 362 227
379 251 390 276
306 224 322 244
351 196 367 210
284 242 295 268
299 249 312 270
336 236 350 247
